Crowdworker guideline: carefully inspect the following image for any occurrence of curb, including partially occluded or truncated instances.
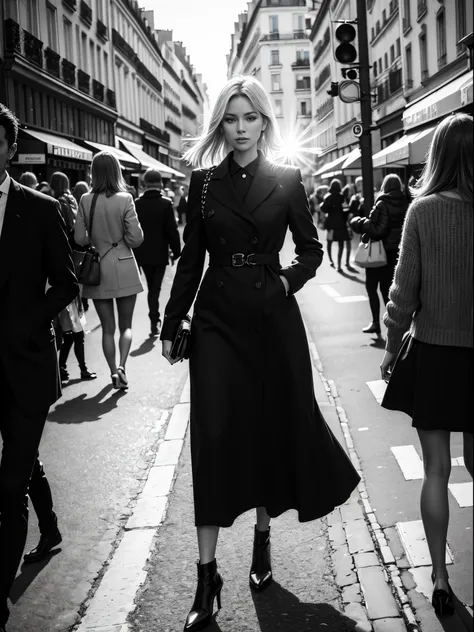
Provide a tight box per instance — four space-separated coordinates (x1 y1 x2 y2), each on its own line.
70 375 191 632
305 325 420 632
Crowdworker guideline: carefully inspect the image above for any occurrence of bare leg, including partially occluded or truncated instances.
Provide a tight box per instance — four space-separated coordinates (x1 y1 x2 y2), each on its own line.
326 240 334 266
463 432 473 479
116 295 137 369
93 299 117 374
256 507 271 532
197 526 220 564
417 429 451 592
345 240 352 265
337 241 344 270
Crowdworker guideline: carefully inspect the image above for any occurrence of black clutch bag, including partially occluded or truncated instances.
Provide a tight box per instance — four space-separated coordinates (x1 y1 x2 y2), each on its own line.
169 317 191 361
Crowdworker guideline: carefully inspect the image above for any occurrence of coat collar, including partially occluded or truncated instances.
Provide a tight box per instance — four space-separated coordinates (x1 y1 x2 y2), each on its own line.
209 152 280 226
0 178 24 290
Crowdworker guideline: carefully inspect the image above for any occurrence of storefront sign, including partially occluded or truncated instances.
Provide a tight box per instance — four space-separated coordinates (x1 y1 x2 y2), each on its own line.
52 146 92 161
15 153 46 164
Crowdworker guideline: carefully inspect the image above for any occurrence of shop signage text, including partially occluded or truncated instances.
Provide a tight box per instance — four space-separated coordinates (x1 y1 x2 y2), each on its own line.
52 146 92 161
15 153 46 164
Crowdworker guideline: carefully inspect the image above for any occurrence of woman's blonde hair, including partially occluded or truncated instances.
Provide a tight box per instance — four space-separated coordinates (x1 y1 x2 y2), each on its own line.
410 113 473 202
182 75 281 168
91 151 128 197
378 173 403 196
50 171 70 198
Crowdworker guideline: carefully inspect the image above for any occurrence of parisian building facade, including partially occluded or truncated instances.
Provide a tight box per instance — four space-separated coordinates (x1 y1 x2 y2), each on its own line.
227 0 314 179
310 0 473 188
2 0 208 188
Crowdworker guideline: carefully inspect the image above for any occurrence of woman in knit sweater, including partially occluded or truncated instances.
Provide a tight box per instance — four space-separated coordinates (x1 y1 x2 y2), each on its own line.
380 113 473 616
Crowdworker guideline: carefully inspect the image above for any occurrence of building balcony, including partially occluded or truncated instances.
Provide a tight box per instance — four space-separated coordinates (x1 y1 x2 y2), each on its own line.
96 19 108 41
262 0 306 6
182 104 197 121
260 31 309 42
80 0 92 27
402 16 411 35
291 59 310 69
4 20 45 68
106 88 116 109
165 119 182 135
388 66 403 93
92 79 105 102
62 0 77 11
61 58 76 86
140 118 170 143
78 69 90 94
44 47 60 78
404 78 414 90
438 53 447 69
164 97 181 116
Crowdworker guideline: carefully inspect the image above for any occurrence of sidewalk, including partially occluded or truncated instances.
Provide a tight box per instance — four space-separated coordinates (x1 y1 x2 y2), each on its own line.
71 327 411 632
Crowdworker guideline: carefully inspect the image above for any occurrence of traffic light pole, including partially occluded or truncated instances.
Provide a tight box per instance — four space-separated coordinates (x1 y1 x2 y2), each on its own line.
356 0 374 214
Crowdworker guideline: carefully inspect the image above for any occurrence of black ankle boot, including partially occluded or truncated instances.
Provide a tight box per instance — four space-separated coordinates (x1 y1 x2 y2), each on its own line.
249 525 273 591
184 559 223 631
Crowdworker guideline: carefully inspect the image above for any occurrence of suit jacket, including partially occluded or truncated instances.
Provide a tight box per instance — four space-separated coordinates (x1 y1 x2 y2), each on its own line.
133 190 181 266
0 178 79 413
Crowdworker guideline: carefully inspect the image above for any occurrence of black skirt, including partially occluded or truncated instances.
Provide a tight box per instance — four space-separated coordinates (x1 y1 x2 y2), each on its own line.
382 335 473 433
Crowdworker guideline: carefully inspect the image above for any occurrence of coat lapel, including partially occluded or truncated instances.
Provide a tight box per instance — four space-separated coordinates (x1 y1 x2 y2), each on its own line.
0 178 24 290
208 155 256 227
244 156 280 215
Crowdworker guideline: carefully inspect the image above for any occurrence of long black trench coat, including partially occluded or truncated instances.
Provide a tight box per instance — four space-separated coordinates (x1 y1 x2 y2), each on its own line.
161 153 360 527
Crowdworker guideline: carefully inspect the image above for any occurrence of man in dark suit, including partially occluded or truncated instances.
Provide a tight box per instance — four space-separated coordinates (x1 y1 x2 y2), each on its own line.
0 104 78 631
134 168 181 336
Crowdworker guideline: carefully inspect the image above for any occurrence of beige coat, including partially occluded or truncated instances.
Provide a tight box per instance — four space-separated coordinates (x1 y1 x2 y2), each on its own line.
75 191 144 299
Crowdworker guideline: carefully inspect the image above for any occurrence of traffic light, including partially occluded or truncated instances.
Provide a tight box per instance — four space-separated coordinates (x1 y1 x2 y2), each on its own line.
334 23 358 65
326 82 339 98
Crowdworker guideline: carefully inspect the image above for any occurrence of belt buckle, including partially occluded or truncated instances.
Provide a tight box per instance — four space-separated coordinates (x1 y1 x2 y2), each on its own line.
231 253 245 267
246 253 257 266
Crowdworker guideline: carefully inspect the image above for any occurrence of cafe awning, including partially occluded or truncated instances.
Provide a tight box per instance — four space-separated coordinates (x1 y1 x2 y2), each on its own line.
119 139 185 178
21 129 93 162
460 74 473 106
312 152 351 177
341 147 361 170
372 125 436 168
402 72 472 131
82 140 140 170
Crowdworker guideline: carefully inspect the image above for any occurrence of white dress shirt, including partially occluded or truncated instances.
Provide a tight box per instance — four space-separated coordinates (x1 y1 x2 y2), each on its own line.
0 171 12 239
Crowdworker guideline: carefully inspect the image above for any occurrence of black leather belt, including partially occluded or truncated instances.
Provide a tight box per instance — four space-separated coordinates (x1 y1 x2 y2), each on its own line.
209 253 280 268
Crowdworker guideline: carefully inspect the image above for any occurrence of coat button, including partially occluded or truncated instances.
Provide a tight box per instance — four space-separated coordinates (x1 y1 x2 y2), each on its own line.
207 209 215 218
217 280 224 288
251 237 258 245
255 282 262 289
219 237 226 245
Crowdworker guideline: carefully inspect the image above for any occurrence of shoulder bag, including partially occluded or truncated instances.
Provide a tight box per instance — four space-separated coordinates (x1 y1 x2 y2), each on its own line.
169 167 215 361
353 238 387 268
73 193 102 285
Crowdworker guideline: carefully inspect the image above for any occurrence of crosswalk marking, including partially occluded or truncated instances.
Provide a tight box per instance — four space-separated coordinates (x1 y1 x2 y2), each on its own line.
448 482 473 508
320 284 340 297
391 445 424 480
334 295 368 303
366 380 387 404
396 520 454 567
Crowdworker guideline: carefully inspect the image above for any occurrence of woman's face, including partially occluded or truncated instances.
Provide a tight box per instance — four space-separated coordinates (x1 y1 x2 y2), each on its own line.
221 95 266 157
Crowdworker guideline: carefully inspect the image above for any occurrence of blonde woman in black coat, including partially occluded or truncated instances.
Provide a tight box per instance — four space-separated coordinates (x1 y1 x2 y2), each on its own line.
160 75 360 632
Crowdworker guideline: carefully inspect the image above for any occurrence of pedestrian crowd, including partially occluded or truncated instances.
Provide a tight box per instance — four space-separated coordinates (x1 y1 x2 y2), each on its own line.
0 76 472 632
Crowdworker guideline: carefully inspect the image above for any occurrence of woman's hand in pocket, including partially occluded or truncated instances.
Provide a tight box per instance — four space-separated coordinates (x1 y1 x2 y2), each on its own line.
279 275 290 296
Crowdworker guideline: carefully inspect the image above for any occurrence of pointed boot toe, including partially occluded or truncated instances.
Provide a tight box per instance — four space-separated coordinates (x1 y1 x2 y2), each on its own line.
249 525 273 592
183 559 223 632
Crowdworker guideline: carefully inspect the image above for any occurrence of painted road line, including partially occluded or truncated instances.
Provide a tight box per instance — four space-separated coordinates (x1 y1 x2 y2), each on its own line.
396 520 454 567
366 380 387 404
334 295 369 303
448 482 473 508
391 445 424 481
321 284 341 297
75 375 191 631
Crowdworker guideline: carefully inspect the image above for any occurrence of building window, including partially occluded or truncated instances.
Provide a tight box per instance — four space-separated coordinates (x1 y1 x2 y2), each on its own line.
382 9 387 23
300 100 310 116
419 30 428 80
455 0 466 55
63 18 73 60
396 38 401 58
436 8 447 66
296 75 310 90
373 60 378 77
293 13 304 36
97 0 104 21
378 57 382 73
46 3 58 51
270 50 280 65
96 45 102 81
405 44 413 87
390 45 395 63
403 0 411 31
271 74 281 91
269 15 278 34
89 40 95 78
376 20 380 34
274 99 283 117
371 27 375 41
26 0 39 37
384 52 388 69
296 50 309 62
81 32 88 70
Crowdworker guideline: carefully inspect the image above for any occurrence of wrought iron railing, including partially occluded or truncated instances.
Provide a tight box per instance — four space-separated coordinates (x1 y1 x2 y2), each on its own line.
45 47 60 77
62 58 76 86
92 79 104 101
78 69 90 93
80 0 92 26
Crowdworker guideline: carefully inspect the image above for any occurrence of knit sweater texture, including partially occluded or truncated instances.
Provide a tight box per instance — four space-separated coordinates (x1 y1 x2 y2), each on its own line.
384 193 473 353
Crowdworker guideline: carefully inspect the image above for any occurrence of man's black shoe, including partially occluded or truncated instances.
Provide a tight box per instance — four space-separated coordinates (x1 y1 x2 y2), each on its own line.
23 529 62 564
150 320 161 337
